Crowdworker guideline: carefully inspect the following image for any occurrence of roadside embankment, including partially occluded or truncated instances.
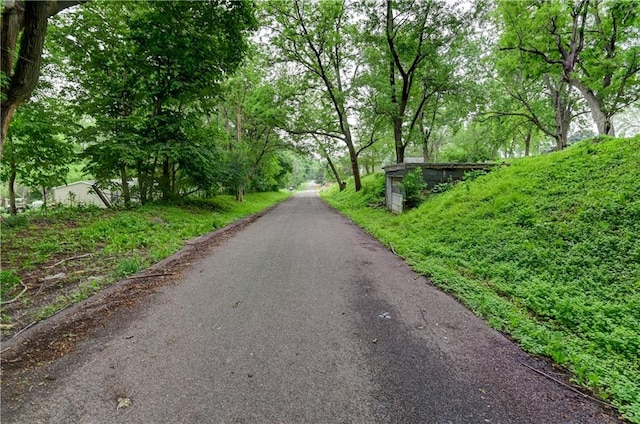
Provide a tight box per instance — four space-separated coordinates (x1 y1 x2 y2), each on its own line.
322 136 640 423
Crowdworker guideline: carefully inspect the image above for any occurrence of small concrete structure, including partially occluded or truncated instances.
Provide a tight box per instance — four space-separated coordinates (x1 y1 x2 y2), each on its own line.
51 181 112 208
383 162 498 213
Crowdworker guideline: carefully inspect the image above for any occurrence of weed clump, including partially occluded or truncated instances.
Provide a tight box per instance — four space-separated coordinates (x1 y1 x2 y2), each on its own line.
1 214 28 230
0 270 21 299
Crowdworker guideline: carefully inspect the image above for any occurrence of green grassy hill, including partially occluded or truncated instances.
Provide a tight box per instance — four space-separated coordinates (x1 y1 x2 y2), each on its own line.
322 136 640 422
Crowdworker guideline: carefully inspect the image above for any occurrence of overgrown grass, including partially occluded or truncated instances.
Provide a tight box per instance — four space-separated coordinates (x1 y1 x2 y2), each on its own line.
0 270 21 300
1 191 290 324
322 136 640 423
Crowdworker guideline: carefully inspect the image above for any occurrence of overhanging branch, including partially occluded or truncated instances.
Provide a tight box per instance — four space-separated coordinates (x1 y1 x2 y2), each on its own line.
286 128 345 142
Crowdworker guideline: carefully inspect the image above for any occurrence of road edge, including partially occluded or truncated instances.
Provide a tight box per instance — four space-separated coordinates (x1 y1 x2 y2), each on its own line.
0 199 289 370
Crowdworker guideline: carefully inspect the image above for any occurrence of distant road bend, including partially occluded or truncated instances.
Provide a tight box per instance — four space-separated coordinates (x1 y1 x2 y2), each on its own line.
1 189 619 423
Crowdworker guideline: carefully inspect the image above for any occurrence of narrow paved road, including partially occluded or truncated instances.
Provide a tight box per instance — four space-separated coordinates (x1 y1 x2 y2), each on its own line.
2 191 618 423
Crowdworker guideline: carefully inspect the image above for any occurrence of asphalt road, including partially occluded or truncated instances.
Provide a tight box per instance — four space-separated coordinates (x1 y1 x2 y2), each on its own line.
2 190 619 423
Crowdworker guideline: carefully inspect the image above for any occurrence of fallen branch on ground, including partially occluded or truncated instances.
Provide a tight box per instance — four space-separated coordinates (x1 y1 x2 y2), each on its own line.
125 273 174 280
10 320 37 339
0 281 28 306
46 253 92 269
520 362 616 409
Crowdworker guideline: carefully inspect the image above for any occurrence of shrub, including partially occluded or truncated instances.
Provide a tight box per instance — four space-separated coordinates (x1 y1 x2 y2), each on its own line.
431 177 456 194
400 169 427 209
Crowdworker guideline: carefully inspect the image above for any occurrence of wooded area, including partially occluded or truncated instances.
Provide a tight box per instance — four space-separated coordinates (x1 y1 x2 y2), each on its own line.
1 0 638 212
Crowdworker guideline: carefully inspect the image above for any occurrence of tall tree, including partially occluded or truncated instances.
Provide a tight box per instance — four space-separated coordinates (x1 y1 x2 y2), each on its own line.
263 0 365 191
489 53 583 151
51 0 256 202
130 0 256 201
358 0 472 163
217 59 292 198
383 0 471 163
497 0 640 136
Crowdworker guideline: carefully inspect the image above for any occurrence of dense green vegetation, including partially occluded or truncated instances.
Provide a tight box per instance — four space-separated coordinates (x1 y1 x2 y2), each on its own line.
3 1 638 206
1 192 290 326
322 136 640 422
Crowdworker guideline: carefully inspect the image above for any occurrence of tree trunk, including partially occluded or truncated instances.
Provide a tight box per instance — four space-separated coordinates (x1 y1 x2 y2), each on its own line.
42 185 48 206
91 183 112 208
345 132 362 191
545 75 575 150
330 80 361 190
325 154 344 191
1 1 24 80
8 166 17 215
139 181 147 205
0 1 49 153
524 130 531 157
393 117 405 164
171 162 177 195
161 158 171 201
236 105 242 144
1 0 24 153
120 164 131 206
1 1 86 153
571 79 615 136
387 56 408 164
138 163 148 205
420 106 437 162
556 112 571 151
554 96 571 151
1 104 19 153
389 54 405 164
141 179 149 204
234 101 244 202
386 0 411 165
421 127 432 163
